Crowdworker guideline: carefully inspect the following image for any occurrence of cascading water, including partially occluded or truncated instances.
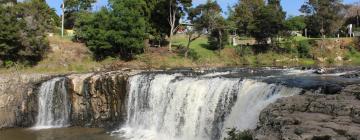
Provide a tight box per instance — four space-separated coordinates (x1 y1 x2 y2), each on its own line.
33 77 70 129
115 73 302 140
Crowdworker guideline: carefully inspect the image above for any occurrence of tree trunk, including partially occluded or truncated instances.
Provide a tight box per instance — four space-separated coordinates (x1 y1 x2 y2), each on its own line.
169 32 173 52
218 29 222 55
168 1 177 52
185 33 193 58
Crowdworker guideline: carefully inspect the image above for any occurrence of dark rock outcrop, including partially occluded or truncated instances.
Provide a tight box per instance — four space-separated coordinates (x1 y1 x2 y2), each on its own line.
0 70 139 129
254 84 360 140
67 71 130 128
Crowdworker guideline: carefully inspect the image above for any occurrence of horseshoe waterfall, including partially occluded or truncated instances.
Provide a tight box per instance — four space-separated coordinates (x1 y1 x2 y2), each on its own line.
116 73 302 140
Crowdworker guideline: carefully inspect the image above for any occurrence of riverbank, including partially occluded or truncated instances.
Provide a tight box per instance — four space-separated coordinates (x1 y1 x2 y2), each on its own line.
0 35 358 75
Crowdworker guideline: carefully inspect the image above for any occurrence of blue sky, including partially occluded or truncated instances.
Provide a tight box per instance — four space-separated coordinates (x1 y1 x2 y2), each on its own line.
47 0 358 17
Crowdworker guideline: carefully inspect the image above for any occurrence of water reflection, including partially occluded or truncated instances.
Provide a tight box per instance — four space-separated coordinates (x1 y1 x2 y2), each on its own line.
0 127 121 140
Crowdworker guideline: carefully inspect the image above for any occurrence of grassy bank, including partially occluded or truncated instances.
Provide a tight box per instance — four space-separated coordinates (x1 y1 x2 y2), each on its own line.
0 35 358 74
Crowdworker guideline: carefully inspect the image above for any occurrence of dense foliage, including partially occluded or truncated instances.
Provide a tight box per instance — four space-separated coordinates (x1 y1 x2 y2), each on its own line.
251 3 286 44
0 0 52 66
284 16 306 31
75 0 147 60
64 0 96 29
229 0 264 36
300 0 346 37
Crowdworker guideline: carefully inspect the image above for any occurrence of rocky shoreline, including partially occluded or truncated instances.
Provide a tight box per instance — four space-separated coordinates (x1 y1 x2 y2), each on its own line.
254 84 360 140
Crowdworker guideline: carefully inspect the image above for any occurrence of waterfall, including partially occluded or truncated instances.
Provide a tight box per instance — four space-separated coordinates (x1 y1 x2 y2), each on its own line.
115 73 302 140
33 77 70 129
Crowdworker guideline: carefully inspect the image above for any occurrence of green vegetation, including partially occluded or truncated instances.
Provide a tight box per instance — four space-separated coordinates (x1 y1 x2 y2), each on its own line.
284 16 306 31
75 0 147 60
0 0 360 73
64 0 96 29
300 0 345 37
224 129 253 140
0 0 55 67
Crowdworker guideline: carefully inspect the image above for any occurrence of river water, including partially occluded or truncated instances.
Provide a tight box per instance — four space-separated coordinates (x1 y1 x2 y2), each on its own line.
0 128 118 140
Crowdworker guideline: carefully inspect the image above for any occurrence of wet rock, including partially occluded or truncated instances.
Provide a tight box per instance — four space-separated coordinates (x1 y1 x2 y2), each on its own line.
68 71 129 128
341 71 360 79
254 85 360 140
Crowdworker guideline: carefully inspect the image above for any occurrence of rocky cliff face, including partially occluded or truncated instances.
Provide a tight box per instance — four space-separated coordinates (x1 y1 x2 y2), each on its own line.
0 70 139 129
254 84 360 140
0 74 51 128
67 71 130 128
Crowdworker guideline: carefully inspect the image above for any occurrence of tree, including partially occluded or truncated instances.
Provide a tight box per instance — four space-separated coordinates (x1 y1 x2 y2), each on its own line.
166 0 192 52
251 1 286 44
183 0 222 57
64 0 96 29
230 0 264 36
195 1 229 53
284 16 306 31
0 0 50 66
344 4 360 27
300 0 346 37
75 0 147 60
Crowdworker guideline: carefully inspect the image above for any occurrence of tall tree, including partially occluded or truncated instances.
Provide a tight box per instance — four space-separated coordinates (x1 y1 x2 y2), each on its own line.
251 0 286 44
284 16 306 31
64 0 96 29
300 0 346 37
230 0 264 36
75 0 147 60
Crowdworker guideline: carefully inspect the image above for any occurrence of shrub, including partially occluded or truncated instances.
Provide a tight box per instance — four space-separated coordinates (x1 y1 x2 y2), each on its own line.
297 40 311 58
236 45 254 57
224 129 253 140
208 28 229 50
348 46 360 56
281 39 298 54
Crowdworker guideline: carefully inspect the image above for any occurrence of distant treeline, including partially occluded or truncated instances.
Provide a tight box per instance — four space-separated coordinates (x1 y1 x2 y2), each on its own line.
0 0 358 66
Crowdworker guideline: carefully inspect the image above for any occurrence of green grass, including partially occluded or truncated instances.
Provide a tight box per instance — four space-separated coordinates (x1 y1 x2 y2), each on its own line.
1 34 357 74
172 35 222 61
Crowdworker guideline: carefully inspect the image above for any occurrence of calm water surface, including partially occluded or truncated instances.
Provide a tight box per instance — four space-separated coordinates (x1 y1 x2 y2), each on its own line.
0 127 121 140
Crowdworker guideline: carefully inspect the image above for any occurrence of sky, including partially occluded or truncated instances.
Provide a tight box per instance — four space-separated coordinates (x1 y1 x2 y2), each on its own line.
46 0 359 17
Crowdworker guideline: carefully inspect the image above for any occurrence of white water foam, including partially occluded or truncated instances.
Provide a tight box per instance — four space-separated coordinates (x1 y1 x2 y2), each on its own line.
33 77 70 129
114 73 302 140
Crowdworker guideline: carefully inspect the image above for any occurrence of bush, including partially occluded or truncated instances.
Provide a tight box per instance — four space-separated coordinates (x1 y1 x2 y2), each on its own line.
236 45 254 57
208 28 229 50
297 40 311 58
224 129 253 140
348 46 359 56
281 39 298 54
355 37 360 50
